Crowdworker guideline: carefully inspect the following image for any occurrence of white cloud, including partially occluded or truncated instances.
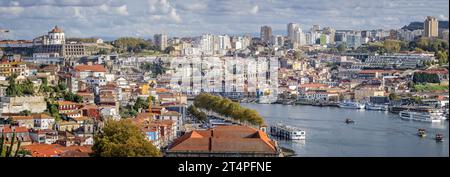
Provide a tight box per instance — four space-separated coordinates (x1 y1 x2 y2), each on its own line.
0 6 24 15
148 0 181 22
250 5 259 14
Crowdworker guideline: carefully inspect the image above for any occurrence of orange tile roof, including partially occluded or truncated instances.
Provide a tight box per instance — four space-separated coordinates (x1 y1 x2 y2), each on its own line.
22 144 92 157
74 64 106 72
10 116 33 120
32 113 54 119
298 83 328 88
57 100 78 106
169 125 277 154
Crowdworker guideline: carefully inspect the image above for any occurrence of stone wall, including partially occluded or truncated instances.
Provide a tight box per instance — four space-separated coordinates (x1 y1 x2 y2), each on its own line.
1 96 47 114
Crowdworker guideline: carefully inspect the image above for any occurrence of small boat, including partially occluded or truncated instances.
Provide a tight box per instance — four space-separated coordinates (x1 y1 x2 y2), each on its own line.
435 134 444 142
345 118 355 124
417 129 426 137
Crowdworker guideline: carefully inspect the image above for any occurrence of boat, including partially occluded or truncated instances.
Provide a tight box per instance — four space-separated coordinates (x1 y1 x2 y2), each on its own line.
339 101 365 109
365 103 387 111
399 110 446 122
435 134 444 142
270 123 306 140
345 118 355 124
417 128 426 137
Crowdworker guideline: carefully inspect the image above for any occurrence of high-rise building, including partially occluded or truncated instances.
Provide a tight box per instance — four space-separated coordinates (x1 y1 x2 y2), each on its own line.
260 26 272 44
154 34 168 51
323 27 335 44
271 35 284 46
287 23 300 42
423 16 438 38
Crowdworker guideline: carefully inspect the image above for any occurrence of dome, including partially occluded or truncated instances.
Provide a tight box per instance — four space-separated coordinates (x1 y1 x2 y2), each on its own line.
49 25 63 33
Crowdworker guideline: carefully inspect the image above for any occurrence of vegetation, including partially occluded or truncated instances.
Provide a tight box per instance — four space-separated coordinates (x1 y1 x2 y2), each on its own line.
413 72 440 83
63 92 83 103
119 97 153 118
140 60 167 77
193 93 265 126
112 37 158 53
1 133 28 157
389 93 401 101
413 83 449 92
45 101 61 121
91 119 161 157
187 105 207 122
6 74 35 96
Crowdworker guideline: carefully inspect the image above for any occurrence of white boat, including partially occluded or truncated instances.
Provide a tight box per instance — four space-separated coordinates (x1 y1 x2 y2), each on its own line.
365 103 388 111
338 101 365 109
399 110 446 122
270 123 306 140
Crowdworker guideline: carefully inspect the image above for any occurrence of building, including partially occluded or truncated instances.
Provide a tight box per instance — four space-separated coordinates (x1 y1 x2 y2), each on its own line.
423 16 439 38
154 34 168 51
287 23 300 42
33 26 65 45
260 26 272 44
166 125 281 157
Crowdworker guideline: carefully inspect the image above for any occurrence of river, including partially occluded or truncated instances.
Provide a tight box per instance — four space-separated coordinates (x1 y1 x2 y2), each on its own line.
241 103 449 157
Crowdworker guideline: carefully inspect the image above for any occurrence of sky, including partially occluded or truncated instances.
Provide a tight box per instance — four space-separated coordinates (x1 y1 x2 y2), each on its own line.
0 0 449 40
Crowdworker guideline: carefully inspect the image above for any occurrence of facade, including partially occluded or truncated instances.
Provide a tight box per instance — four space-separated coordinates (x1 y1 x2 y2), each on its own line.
154 34 168 51
423 16 439 38
260 26 272 44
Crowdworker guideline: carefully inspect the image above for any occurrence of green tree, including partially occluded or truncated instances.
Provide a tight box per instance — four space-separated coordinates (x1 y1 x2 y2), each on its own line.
389 93 400 101
337 43 347 53
92 119 161 157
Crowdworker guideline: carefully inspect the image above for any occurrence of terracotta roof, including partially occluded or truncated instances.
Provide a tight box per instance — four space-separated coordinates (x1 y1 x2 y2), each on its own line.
32 113 54 120
161 111 181 116
49 26 63 33
22 144 92 157
74 64 107 72
0 126 28 133
57 100 78 106
10 116 33 120
298 83 328 88
169 125 277 154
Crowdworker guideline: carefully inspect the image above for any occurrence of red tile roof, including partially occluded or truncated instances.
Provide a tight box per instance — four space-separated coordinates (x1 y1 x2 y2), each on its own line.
74 64 107 72
169 125 277 154
22 144 92 157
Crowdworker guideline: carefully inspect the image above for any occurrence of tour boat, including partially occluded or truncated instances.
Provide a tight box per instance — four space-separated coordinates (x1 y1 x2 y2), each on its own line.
270 123 306 140
399 110 446 122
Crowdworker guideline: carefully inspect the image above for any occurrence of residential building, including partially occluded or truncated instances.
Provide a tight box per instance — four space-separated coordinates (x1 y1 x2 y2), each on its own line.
423 16 439 38
154 34 168 51
260 26 272 44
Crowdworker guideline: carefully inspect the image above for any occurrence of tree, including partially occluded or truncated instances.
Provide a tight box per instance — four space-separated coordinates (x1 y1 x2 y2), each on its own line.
383 40 401 53
19 110 31 116
389 93 400 101
92 119 161 157
337 43 347 53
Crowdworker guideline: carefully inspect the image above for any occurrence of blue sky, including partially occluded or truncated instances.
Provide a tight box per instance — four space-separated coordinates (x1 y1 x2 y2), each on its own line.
0 0 448 40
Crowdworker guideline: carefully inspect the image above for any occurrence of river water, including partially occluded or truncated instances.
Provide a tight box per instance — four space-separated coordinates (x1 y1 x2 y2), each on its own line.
241 103 449 157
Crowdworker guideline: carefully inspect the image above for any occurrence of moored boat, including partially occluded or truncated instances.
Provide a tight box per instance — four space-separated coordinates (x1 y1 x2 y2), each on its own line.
399 110 446 122
270 123 306 140
365 103 387 111
339 101 365 109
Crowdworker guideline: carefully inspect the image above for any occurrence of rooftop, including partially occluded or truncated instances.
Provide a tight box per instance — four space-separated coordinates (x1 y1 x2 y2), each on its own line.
168 125 277 154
